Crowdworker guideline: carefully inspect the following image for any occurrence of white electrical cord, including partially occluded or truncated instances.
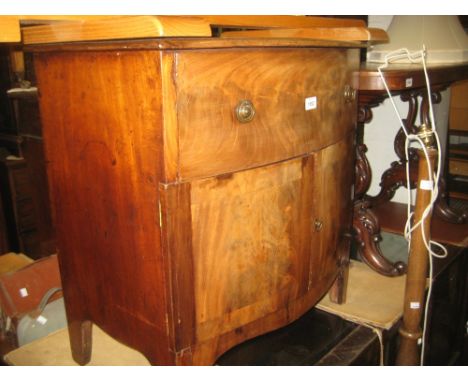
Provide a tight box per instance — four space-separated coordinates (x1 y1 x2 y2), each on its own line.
373 47 448 366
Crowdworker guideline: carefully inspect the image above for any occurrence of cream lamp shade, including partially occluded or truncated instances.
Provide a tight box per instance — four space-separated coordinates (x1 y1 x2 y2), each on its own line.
367 16 468 63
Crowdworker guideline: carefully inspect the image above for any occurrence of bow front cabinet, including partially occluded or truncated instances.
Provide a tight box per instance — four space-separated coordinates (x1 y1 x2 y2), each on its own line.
30 34 360 365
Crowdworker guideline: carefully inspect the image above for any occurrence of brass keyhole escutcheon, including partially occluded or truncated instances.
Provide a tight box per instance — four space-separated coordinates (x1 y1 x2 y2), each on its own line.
343 85 356 103
314 219 323 232
235 100 256 123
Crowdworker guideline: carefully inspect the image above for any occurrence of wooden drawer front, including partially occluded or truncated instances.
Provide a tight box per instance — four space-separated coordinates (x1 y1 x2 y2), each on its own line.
176 48 357 179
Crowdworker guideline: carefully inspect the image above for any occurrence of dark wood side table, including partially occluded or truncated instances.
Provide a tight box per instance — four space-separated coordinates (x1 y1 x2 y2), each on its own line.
353 63 468 276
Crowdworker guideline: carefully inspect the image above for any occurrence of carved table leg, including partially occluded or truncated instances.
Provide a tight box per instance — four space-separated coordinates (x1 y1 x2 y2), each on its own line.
367 159 418 207
68 320 92 365
350 91 420 276
353 200 407 276
367 90 420 208
353 141 407 276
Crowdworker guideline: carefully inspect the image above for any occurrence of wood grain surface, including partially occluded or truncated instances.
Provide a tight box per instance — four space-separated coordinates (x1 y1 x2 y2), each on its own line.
191 158 312 342
22 15 370 45
222 27 388 43
358 63 468 92
159 181 195 356
23 16 212 44
1 16 106 43
34 49 173 364
25 38 364 53
32 40 359 365
201 15 366 29
187 134 355 363
176 48 358 179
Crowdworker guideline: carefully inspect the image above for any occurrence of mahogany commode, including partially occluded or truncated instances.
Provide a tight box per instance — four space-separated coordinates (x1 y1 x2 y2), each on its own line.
23 16 380 365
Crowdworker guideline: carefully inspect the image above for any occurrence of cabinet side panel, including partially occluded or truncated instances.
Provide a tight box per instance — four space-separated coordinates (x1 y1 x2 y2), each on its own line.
34 50 172 364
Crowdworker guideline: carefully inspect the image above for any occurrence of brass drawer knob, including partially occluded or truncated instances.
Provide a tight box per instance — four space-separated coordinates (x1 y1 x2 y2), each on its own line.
314 219 323 232
235 100 256 123
344 85 356 103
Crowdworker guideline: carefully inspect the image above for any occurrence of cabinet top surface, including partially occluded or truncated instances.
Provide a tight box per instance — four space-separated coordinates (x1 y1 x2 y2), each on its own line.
19 15 385 48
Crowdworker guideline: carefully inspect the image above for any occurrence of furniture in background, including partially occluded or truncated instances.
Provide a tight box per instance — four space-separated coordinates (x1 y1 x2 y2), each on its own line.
6 87 55 259
21 15 385 365
0 194 9 254
353 63 468 276
0 157 42 258
0 252 34 359
0 47 14 253
0 254 62 351
0 46 55 260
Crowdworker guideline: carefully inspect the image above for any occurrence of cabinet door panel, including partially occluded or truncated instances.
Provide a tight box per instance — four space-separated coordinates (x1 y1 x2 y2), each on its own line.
190 156 318 342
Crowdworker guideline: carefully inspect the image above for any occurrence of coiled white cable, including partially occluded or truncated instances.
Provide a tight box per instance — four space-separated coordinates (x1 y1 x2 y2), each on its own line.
373 47 448 365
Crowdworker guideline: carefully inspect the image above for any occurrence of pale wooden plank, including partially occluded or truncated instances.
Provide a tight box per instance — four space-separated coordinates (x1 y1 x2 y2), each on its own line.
22 16 212 44
222 27 389 43
201 15 366 29
0 16 21 42
21 15 381 45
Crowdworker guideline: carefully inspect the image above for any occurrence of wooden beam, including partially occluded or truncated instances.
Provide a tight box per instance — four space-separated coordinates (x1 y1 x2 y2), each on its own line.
19 15 383 45
22 16 213 44
201 15 366 29
0 16 109 43
222 27 388 43
0 17 21 43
